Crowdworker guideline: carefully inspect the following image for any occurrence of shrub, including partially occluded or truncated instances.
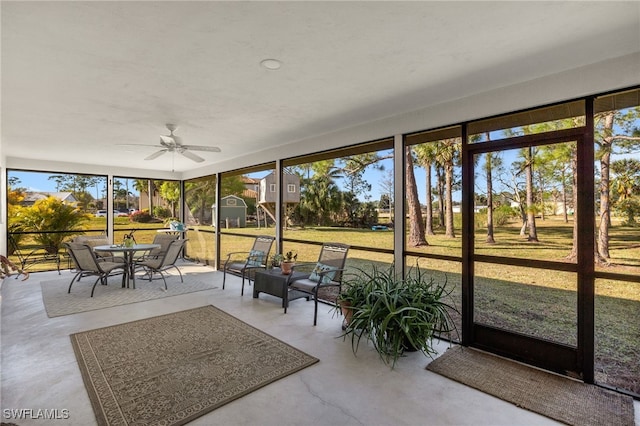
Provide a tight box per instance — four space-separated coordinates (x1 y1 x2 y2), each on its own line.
16 197 89 254
153 206 172 219
130 210 153 223
474 205 517 229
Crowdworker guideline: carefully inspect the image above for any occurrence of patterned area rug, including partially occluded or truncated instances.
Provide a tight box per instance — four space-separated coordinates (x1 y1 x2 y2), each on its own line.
427 346 635 426
41 273 217 317
71 305 319 426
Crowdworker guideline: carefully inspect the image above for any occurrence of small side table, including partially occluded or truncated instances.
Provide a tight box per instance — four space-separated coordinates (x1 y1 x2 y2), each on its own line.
253 268 309 310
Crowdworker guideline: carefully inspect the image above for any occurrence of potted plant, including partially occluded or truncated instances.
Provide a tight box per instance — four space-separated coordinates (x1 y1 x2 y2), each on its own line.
280 250 297 275
269 253 284 269
340 264 458 368
336 275 368 330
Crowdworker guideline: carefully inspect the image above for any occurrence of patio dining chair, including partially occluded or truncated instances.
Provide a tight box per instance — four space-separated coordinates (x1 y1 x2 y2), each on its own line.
222 235 275 295
286 242 350 325
135 239 188 291
72 235 124 263
64 242 126 297
134 233 181 263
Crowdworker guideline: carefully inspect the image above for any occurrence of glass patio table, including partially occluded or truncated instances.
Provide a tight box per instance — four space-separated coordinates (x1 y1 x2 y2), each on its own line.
93 244 160 289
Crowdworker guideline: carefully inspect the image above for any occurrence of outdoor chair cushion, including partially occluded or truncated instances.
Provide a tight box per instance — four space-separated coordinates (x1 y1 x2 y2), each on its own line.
309 262 338 283
247 250 265 266
290 277 339 293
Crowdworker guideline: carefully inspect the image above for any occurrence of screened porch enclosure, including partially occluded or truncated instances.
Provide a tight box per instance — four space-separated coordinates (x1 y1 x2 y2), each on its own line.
5 88 640 399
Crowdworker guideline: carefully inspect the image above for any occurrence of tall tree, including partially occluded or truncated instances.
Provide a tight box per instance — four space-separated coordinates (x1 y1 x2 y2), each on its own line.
159 181 181 217
435 139 460 238
406 147 427 246
484 151 500 243
414 143 438 235
595 108 640 259
524 146 539 242
434 163 445 229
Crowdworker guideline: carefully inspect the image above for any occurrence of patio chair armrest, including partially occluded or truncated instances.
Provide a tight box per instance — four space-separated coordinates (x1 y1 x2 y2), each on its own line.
224 251 250 260
289 262 317 272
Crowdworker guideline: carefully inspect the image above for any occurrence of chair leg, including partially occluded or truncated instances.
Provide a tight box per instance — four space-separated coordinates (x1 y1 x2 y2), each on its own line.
313 290 319 326
169 265 183 283
67 272 81 293
90 277 102 297
222 269 226 290
159 271 168 291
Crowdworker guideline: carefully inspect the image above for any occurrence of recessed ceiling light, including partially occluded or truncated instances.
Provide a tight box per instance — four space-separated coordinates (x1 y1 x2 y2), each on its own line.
260 59 282 70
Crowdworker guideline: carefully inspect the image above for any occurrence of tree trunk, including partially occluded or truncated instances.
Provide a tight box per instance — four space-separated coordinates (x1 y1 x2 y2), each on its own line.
598 149 611 259
444 162 455 238
539 185 545 221
567 150 579 260
597 112 614 259
148 180 154 216
562 171 568 224
525 147 539 242
406 147 428 246
486 153 495 243
425 161 435 235
436 165 445 229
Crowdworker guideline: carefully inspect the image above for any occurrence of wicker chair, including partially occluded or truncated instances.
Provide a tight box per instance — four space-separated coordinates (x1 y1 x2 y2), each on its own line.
222 235 275 295
135 239 188 290
64 242 126 297
286 243 350 325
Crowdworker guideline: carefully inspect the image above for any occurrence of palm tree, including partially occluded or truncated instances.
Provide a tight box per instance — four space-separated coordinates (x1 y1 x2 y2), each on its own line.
406 146 427 246
435 138 461 238
300 168 342 226
414 143 438 235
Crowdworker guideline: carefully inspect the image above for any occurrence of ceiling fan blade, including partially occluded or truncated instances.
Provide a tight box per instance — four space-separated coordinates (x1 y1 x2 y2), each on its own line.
116 143 162 149
182 144 221 152
145 149 168 160
180 149 205 163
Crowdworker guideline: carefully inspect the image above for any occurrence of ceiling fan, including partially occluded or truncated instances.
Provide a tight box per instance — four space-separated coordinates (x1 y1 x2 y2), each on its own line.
119 124 221 163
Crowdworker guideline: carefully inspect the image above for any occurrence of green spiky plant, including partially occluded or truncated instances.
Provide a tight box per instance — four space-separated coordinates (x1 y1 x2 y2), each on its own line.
339 263 458 368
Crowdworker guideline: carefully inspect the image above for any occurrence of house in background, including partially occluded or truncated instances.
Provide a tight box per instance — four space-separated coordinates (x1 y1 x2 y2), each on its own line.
22 192 77 207
258 172 300 224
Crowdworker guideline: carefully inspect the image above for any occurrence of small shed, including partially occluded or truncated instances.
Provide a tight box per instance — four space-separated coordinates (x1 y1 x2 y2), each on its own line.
212 195 248 228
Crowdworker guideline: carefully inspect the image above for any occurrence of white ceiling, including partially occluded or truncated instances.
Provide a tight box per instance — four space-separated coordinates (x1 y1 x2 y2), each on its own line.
2 1 639 174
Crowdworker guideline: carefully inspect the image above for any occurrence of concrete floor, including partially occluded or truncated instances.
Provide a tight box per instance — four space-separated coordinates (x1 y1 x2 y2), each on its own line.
2 264 638 426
